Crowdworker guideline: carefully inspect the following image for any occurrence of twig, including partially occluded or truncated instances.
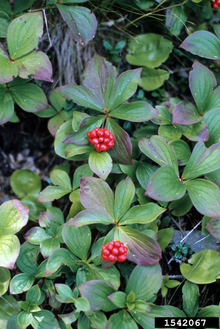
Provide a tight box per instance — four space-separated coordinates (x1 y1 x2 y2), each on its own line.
180 220 201 244
43 9 52 49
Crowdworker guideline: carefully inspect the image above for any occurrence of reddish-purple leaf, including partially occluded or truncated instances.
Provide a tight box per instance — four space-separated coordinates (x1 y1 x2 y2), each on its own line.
205 217 220 239
48 114 65 137
80 177 115 218
106 118 133 166
118 226 162 266
173 102 202 125
15 51 53 82
0 44 18 83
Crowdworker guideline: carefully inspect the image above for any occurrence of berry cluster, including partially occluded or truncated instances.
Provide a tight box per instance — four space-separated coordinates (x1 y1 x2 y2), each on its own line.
87 128 115 152
101 240 128 262
212 0 220 8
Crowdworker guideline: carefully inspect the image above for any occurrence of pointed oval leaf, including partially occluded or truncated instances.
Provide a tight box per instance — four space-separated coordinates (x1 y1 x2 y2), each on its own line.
0 45 18 83
106 69 142 111
119 203 165 225
108 292 126 308
206 217 220 239
168 193 192 216
56 4 97 48
189 61 216 115
185 179 220 217
0 267 11 295
109 101 158 122
106 310 138 329
16 242 39 276
180 250 220 284
151 105 172 125
114 177 135 221
0 91 14 125
146 166 186 201
106 117 133 165
15 51 53 82
72 163 93 190
65 144 93 158
67 209 114 226
159 125 182 142
139 136 178 174
178 121 209 142
136 162 158 190
89 150 112 180
172 102 202 125
32 310 59 329
10 273 35 294
7 12 43 59
125 264 162 301
24 227 51 244
182 141 220 180
118 226 162 266
50 169 72 189
80 177 115 217
46 248 79 276
37 186 70 202
40 238 60 258
179 31 220 59
204 108 220 147
62 224 91 260
78 280 117 312
169 140 191 166
10 83 48 112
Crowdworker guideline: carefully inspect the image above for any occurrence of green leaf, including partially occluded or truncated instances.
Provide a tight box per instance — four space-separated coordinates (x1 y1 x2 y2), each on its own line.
126 34 173 68
38 186 71 202
169 140 191 166
180 31 220 59
109 101 158 122
198 305 220 318
117 226 162 266
159 125 182 142
168 193 192 216
88 237 104 265
65 144 93 157
7 12 43 59
204 108 220 147
0 45 18 83
139 135 178 174
166 6 187 36
106 310 138 329
80 177 115 218
182 281 200 317
10 169 41 198
16 242 39 276
185 179 220 217
75 297 90 311
0 294 20 326
56 4 97 48
67 209 114 226
114 177 135 221
79 280 117 312
10 83 48 112
180 250 220 284
45 248 79 276
151 105 172 125
125 264 162 301
24 227 51 245
136 162 158 190
72 164 94 190
86 311 107 329
14 0 35 13
50 169 72 189
0 267 11 295
62 224 91 260
58 310 81 325
157 228 174 251
26 285 41 304
18 311 33 328
146 166 186 201
119 203 165 225
10 273 35 294
138 67 170 91
106 69 141 111
31 310 60 329
0 91 14 125
108 292 126 308
40 238 61 258
55 283 75 303
189 61 216 115
90 264 121 290
89 150 112 180
106 118 133 165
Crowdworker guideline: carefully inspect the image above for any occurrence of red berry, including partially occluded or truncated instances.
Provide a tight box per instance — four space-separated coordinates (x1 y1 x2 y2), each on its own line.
213 3 218 8
87 128 115 152
101 240 127 262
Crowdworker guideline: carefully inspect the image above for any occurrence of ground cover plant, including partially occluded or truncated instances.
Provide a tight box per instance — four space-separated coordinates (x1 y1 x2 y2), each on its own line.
1 0 220 328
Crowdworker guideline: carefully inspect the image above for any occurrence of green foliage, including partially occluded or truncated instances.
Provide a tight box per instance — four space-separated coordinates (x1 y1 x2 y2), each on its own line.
2 1 220 328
